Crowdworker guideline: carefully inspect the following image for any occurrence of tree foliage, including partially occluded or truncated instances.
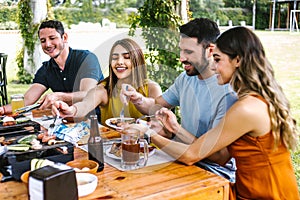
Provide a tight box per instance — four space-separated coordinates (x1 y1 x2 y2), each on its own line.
16 0 36 83
129 0 183 91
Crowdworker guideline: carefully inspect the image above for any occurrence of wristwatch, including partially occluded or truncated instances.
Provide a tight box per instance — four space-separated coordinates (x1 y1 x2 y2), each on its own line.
144 129 157 143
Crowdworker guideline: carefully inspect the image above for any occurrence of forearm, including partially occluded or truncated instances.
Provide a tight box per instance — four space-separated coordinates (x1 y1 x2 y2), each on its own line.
149 130 190 160
205 148 231 166
71 85 106 118
173 126 197 144
132 96 156 114
59 91 89 105
71 101 95 118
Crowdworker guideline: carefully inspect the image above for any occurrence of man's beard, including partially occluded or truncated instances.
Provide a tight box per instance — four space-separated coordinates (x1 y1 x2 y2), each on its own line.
184 62 200 76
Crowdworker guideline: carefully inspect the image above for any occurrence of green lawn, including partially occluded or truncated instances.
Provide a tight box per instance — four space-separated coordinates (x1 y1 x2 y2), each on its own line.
5 30 300 189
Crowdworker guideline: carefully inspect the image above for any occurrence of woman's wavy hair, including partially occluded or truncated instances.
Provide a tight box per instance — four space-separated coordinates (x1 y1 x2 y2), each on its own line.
216 26 298 150
102 38 148 97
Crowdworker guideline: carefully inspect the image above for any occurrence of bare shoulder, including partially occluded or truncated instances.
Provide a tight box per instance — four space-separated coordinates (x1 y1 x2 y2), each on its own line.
230 96 267 116
147 79 162 97
229 95 270 133
214 95 270 138
148 79 160 87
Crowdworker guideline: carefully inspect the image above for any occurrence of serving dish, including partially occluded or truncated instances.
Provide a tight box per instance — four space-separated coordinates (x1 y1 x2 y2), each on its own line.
66 160 99 174
20 170 30 185
105 117 135 130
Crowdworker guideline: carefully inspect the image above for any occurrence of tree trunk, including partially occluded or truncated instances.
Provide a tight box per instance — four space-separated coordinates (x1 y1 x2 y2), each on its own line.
24 0 47 74
180 0 189 23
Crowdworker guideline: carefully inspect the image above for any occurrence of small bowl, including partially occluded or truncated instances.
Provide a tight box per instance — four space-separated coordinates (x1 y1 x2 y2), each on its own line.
76 173 98 197
20 170 30 186
66 160 99 174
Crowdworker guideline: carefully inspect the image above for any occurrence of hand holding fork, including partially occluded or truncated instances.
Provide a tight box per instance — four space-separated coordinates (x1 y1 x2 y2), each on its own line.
120 84 129 121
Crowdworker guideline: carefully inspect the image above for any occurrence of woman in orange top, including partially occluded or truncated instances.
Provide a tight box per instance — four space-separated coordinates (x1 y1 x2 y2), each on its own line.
52 38 161 123
140 27 299 199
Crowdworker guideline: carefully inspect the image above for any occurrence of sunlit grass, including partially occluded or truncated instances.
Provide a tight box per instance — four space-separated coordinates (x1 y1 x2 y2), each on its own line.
257 31 300 190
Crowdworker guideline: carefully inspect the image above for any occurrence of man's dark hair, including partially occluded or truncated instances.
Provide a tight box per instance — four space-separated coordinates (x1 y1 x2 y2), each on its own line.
179 18 220 47
38 20 65 37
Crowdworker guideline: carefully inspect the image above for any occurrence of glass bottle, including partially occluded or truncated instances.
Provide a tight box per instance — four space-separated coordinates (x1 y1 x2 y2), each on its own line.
88 115 104 172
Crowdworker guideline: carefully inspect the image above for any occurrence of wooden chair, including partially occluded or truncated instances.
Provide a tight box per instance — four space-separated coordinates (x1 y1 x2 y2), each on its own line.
0 53 8 106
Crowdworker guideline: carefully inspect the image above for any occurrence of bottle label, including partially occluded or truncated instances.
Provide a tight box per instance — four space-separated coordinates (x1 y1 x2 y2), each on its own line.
95 136 101 143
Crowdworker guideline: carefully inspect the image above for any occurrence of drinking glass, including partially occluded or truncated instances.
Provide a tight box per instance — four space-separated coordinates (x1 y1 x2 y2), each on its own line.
11 94 25 114
120 128 149 170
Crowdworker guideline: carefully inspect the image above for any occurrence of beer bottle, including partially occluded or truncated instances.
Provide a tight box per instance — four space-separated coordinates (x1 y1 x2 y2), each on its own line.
88 115 104 172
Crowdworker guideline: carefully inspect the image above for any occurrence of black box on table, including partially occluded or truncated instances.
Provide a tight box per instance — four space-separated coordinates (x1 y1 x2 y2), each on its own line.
28 165 78 200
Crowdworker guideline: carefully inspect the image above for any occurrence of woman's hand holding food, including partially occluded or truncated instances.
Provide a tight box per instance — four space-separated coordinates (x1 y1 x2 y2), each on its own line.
51 101 76 118
120 84 144 105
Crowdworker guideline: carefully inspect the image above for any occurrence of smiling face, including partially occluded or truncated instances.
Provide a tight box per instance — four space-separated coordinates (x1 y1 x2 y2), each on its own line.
179 37 212 78
111 45 133 80
38 28 67 59
212 46 239 85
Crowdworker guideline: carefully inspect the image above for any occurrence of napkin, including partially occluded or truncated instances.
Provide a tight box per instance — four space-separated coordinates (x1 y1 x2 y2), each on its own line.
53 122 89 146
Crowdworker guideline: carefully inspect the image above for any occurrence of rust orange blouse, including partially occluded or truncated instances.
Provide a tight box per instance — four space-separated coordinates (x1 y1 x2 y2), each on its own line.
228 95 299 199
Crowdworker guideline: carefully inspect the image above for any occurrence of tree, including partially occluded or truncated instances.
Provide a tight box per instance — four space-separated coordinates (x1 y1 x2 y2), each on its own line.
129 0 185 91
17 0 51 83
189 0 224 20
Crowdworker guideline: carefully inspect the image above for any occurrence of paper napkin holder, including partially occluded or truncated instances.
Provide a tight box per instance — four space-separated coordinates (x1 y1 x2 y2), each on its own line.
28 165 78 200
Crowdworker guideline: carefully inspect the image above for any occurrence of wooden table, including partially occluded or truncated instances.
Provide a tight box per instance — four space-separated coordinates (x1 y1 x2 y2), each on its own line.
0 112 229 199
0 147 229 200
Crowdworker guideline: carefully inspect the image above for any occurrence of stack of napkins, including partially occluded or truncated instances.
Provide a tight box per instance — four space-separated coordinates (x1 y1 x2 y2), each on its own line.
53 122 89 146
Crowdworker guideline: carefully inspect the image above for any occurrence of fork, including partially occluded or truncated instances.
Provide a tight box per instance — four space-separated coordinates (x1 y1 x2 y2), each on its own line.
48 114 60 136
120 106 125 122
120 85 129 122
136 115 155 123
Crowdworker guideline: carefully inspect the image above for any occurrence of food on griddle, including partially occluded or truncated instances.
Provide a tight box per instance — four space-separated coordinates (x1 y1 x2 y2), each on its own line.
0 136 16 145
16 116 31 124
17 134 37 144
7 144 31 151
30 139 42 150
2 116 16 126
37 132 57 143
41 135 56 143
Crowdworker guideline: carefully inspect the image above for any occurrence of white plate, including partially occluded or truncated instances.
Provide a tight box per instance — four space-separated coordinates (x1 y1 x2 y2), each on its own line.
76 173 98 197
105 145 156 160
105 117 135 130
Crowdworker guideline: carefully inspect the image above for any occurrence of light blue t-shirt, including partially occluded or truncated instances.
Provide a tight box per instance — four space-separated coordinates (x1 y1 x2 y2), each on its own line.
162 72 236 137
162 72 237 182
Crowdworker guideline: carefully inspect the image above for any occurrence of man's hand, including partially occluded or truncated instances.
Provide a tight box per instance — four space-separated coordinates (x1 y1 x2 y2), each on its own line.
156 108 181 134
38 92 65 109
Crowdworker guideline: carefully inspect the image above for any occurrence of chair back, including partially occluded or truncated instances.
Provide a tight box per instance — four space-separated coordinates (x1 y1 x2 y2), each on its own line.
0 53 8 106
